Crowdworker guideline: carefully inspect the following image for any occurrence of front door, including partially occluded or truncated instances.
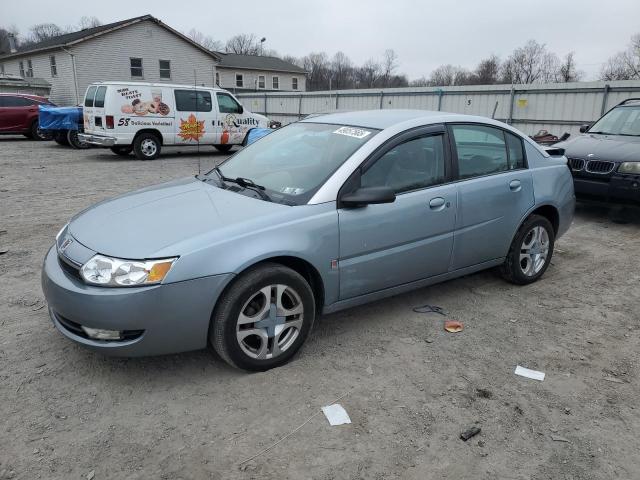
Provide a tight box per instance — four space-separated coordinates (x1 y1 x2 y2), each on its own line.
214 92 256 145
174 89 215 145
338 128 457 299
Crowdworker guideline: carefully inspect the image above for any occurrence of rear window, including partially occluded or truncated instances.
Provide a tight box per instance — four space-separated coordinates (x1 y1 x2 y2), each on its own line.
94 86 107 108
84 86 97 107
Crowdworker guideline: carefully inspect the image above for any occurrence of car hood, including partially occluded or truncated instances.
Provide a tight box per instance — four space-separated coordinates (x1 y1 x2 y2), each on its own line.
555 134 640 162
68 176 289 259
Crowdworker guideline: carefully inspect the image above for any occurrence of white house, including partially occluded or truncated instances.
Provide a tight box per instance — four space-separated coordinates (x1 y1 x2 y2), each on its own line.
0 15 221 106
215 53 307 93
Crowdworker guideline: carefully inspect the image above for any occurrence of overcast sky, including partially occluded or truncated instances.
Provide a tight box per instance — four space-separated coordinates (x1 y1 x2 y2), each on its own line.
4 0 640 80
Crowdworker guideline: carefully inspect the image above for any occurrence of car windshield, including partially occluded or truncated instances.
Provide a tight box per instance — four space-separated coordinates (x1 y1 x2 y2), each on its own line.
589 105 640 136
208 122 379 205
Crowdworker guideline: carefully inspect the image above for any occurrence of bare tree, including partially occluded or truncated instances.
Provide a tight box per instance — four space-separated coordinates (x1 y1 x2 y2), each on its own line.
225 34 260 55
501 40 559 84
381 49 398 87
0 25 19 54
409 76 430 87
78 16 101 30
470 55 500 84
28 23 64 43
331 51 354 89
600 33 640 80
429 64 470 86
355 58 382 88
558 52 582 82
186 28 222 51
302 52 330 90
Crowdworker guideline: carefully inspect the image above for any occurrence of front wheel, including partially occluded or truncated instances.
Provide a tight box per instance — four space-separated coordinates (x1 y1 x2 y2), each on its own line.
213 144 233 153
500 215 555 285
210 263 315 371
133 133 161 160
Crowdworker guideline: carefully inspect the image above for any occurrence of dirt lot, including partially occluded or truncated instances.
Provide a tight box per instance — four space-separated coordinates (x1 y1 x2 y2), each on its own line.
1 138 639 480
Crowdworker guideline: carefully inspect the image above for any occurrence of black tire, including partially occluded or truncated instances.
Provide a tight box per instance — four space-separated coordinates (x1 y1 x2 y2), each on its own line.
501 214 555 285
213 144 233 153
110 146 133 156
31 121 52 141
67 129 90 149
54 131 69 146
210 263 316 371
133 133 161 160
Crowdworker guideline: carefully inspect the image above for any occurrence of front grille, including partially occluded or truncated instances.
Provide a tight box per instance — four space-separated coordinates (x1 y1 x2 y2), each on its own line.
55 312 144 342
586 160 615 174
567 158 585 171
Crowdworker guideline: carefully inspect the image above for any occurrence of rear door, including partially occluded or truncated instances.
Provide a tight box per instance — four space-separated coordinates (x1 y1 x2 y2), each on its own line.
448 123 534 270
82 86 97 133
174 89 215 145
0 96 37 131
91 85 108 134
338 126 457 299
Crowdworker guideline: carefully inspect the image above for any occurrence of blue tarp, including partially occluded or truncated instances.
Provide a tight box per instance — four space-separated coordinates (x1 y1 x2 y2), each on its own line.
39 105 82 131
246 128 274 145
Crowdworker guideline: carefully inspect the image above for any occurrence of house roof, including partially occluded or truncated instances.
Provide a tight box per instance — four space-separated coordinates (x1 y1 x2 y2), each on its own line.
0 15 221 61
216 53 307 74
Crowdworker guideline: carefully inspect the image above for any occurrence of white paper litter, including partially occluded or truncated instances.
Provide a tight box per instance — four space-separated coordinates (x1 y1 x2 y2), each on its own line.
321 404 351 426
515 365 545 381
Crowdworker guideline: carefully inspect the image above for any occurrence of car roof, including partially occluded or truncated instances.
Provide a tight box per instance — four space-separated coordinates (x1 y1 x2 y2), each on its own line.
90 81 227 92
300 109 509 130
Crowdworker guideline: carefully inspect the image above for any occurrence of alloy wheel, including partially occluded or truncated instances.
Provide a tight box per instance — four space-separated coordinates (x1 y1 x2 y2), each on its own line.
519 225 550 277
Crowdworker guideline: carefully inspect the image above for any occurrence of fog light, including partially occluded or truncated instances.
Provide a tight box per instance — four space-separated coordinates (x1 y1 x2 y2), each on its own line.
81 326 122 340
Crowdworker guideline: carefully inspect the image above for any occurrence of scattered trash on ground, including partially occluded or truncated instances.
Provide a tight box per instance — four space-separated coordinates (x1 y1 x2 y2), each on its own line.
412 304 447 315
475 388 493 399
603 376 624 384
551 435 571 443
0 249 8 256
366 365 373 375
444 320 464 333
86 470 95 480
460 426 481 441
514 365 545 381
322 404 351 426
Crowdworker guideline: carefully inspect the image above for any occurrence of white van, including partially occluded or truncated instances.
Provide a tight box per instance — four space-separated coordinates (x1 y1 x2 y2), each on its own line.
79 81 269 160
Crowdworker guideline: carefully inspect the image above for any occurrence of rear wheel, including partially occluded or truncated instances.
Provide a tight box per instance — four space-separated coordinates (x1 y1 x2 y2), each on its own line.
67 130 90 149
133 133 161 160
214 144 233 153
210 263 315 371
110 146 133 157
501 215 555 285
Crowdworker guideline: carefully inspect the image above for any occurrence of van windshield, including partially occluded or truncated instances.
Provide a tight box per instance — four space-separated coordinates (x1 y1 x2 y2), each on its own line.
206 123 379 205
589 106 640 136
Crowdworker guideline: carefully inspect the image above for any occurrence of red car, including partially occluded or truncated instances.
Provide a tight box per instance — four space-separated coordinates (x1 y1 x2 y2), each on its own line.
0 93 55 140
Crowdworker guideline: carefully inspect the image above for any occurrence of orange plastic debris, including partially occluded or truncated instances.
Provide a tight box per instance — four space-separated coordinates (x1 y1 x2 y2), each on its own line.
444 320 464 333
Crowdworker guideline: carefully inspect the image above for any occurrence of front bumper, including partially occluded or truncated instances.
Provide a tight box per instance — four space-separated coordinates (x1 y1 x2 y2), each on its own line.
78 133 116 147
41 246 233 356
573 174 640 204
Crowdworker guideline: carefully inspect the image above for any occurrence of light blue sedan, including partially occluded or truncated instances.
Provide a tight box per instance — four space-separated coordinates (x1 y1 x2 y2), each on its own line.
42 110 575 370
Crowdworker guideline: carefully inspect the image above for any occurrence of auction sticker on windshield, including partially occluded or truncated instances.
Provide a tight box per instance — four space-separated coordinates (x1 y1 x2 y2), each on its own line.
333 126 372 139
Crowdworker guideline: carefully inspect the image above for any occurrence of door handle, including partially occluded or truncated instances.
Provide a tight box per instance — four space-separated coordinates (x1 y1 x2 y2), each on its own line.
429 197 446 210
509 179 522 192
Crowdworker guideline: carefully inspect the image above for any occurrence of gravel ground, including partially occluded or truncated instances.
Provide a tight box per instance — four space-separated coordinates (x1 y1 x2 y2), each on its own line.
1 137 639 480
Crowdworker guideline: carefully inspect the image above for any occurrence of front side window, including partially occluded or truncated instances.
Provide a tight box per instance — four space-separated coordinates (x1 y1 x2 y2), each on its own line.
19 61 25 77
159 60 171 79
175 90 212 112
94 86 107 108
272 76 279 89
451 124 510 179
216 93 242 114
50 56 57 77
589 106 640 136
84 86 97 107
258 75 265 89
292 77 298 90
361 135 446 193
235 73 244 88
26 60 33 77
213 123 379 205
130 57 143 78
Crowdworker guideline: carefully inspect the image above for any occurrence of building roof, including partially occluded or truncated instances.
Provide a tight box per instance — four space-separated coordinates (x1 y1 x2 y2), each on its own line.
216 53 307 74
0 15 221 61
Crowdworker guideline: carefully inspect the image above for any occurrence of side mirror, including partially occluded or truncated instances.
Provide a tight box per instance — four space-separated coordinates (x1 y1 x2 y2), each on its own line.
237 105 244 114
579 124 590 133
340 186 396 208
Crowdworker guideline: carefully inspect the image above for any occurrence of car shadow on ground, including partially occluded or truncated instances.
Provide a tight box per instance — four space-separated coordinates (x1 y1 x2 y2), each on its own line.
575 200 640 225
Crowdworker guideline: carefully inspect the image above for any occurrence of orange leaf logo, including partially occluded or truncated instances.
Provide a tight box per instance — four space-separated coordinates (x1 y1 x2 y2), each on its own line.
178 114 205 141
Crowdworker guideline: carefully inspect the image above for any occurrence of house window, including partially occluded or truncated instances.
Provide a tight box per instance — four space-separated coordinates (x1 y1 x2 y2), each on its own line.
159 60 171 79
26 60 33 77
292 77 298 90
235 73 244 88
258 75 265 89
215 72 220 86
19 61 24 77
272 76 279 90
50 56 57 77
130 58 143 78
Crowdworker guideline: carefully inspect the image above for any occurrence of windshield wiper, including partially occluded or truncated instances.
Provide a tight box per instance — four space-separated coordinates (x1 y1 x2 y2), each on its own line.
588 131 612 135
213 167 272 202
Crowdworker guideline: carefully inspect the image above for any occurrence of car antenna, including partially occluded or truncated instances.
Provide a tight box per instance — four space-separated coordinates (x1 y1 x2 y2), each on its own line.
194 69 201 176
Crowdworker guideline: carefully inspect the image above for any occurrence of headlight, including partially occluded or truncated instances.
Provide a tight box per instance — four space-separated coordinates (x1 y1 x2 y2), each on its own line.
618 162 640 174
80 255 176 287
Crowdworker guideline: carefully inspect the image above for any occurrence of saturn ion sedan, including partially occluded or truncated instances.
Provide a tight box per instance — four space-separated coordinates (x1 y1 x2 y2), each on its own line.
42 110 575 371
